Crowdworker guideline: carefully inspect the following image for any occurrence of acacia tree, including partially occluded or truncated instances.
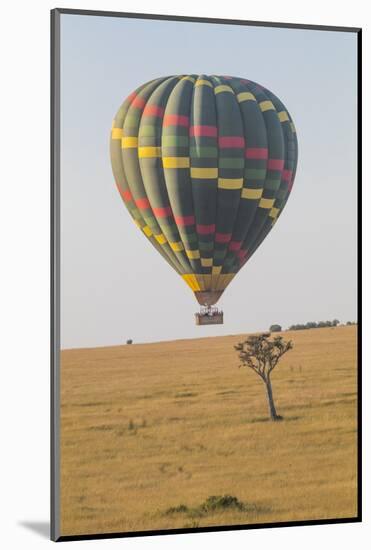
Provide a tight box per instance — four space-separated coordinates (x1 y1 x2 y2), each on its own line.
234 333 293 421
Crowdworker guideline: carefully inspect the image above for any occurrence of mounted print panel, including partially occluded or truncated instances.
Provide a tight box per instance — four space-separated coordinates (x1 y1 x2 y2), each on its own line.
51 8 361 542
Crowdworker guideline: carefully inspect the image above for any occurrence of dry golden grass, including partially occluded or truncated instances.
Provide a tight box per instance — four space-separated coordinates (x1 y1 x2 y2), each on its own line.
60 326 358 536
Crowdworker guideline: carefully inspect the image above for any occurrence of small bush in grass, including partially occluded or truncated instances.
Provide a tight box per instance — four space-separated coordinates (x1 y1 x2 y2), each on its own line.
164 495 246 518
200 495 245 512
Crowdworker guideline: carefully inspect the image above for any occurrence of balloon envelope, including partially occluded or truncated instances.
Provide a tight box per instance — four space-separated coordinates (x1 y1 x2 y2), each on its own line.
110 75 298 306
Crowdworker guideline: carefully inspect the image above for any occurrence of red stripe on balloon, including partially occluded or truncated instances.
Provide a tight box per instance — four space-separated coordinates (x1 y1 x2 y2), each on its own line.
190 125 218 137
135 197 151 210
218 136 245 148
153 206 173 218
130 94 146 109
174 215 195 227
229 240 242 251
122 189 133 202
197 224 215 235
215 232 232 243
282 169 293 182
267 159 285 171
237 249 248 260
245 147 268 159
163 114 189 127
143 104 165 117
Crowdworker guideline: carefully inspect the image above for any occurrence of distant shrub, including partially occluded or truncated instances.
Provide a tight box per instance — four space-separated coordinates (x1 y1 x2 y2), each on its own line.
164 495 247 519
200 495 245 512
269 324 282 332
126 339 133 345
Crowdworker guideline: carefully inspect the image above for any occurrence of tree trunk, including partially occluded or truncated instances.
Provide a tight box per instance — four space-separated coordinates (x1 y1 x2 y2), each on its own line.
265 377 281 421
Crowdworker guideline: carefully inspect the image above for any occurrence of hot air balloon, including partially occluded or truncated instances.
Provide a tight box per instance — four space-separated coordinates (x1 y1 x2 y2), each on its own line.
110 75 298 325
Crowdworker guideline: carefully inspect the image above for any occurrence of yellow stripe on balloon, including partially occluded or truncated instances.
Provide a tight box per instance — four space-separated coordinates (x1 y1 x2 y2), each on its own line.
195 79 213 87
269 207 280 219
111 128 123 139
214 85 234 94
154 233 167 244
241 187 263 200
186 249 200 260
190 167 218 179
121 136 138 148
169 241 184 252
259 197 275 209
278 111 289 122
163 157 190 168
259 100 275 112
142 225 153 237
201 258 213 267
218 178 243 190
138 146 161 158
181 76 196 83
237 92 256 103
182 274 201 291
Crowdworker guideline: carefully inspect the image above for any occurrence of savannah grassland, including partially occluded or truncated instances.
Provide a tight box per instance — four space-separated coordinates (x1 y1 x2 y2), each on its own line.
60 326 358 536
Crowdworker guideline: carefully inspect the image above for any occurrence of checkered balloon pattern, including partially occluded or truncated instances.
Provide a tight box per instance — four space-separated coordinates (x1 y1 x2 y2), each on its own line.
110 75 298 306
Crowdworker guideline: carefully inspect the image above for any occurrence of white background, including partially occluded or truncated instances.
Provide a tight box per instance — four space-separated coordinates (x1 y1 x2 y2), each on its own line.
0 1 368 548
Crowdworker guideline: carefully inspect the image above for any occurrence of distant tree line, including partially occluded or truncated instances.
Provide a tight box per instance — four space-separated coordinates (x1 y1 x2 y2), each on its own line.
289 319 340 330
269 319 357 332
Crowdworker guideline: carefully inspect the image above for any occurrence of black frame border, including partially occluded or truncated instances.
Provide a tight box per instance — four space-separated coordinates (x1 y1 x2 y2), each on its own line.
51 7 362 542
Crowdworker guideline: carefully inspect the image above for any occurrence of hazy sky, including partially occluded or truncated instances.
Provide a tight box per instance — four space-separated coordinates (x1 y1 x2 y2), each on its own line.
60 14 357 349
